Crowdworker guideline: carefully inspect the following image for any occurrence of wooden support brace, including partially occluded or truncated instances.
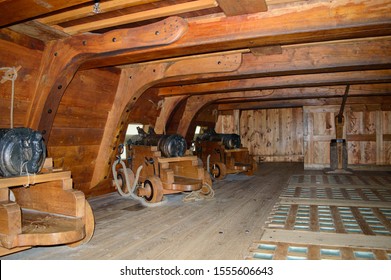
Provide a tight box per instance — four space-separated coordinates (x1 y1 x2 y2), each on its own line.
27 17 189 142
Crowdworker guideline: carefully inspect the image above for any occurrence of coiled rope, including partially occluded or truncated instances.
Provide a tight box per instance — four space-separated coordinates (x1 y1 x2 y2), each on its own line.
111 159 167 207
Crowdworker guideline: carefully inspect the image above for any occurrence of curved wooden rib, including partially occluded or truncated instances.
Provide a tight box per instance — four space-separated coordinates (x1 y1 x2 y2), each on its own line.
27 16 189 141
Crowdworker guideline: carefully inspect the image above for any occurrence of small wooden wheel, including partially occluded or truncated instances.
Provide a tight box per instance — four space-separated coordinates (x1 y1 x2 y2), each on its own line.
142 176 164 203
246 160 258 176
68 201 95 247
117 168 135 193
210 162 226 180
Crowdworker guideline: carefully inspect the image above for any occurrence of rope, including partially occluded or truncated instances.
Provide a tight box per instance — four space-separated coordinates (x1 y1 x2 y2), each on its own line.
183 182 215 203
112 160 167 207
1 66 19 129
20 161 36 187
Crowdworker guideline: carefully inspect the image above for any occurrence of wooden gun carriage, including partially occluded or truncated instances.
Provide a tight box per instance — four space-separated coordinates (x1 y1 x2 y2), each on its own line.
194 130 257 180
0 128 94 256
0 159 94 256
114 128 212 204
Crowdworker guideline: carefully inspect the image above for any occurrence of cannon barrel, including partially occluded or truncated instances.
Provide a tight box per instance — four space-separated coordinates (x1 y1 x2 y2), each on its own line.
0 127 46 177
128 127 187 157
198 129 241 149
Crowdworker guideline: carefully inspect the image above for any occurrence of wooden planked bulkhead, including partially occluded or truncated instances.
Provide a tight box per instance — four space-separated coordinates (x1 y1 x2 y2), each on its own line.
215 108 304 162
304 105 391 169
47 68 121 195
0 31 43 128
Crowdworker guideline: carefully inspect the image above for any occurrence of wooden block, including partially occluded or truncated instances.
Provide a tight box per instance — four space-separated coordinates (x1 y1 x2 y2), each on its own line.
12 181 86 217
0 189 9 202
0 202 21 236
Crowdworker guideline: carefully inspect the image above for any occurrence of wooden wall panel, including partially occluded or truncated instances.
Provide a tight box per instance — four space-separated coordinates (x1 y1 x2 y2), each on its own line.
232 108 304 162
304 105 391 169
215 113 235 134
48 68 120 195
0 38 43 128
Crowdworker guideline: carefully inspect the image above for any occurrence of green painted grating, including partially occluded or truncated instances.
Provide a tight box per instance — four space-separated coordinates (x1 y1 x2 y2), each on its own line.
289 175 391 186
248 174 391 260
248 241 391 260
266 204 391 236
281 186 391 202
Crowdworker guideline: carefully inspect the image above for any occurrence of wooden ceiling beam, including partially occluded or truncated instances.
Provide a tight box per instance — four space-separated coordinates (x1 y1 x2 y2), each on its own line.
38 0 161 26
0 0 92 27
217 96 391 111
156 37 391 86
158 70 391 96
217 0 267 16
214 84 391 105
81 0 391 69
61 0 219 35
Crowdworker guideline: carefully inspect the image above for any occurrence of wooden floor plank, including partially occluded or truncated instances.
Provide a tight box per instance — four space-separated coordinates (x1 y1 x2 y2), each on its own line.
260 229 391 249
3 163 391 260
1 162 302 260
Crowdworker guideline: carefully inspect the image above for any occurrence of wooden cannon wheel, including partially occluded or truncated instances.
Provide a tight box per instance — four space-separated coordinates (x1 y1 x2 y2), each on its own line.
68 200 95 248
210 162 227 180
246 159 258 176
116 168 135 194
139 176 164 203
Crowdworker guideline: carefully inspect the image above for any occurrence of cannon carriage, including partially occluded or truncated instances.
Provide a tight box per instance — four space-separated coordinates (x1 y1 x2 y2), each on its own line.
113 127 213 204
0 128 94 256
194 129 257 180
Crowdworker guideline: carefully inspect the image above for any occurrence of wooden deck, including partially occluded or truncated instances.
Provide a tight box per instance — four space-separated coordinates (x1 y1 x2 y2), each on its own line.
2 163 390 260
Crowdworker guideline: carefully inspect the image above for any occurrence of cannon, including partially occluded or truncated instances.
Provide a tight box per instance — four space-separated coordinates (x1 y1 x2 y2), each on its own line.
198 128 241 150
194 129 257 180
0 127 46 177
128 127 187 158
112 127 213 205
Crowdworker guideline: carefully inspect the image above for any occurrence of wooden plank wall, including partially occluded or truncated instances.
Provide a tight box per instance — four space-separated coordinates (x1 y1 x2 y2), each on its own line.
304 105 391 169
0 38 43 128
47 68 120 195
216 108 304 162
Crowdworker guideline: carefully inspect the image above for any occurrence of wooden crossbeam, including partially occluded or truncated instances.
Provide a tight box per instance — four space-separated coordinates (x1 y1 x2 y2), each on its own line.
286 182 391 190
62 0 219 35
279 198 391 208
217 94 391 111
0 0 92 27
38 0 161 26
261 229 391 249
0 171 71 189
82 0 391 69
217 0 267 16
159 70 391 96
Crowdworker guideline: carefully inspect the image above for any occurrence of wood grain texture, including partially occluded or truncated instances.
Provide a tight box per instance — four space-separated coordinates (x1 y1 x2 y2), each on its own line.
1 162 303 259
